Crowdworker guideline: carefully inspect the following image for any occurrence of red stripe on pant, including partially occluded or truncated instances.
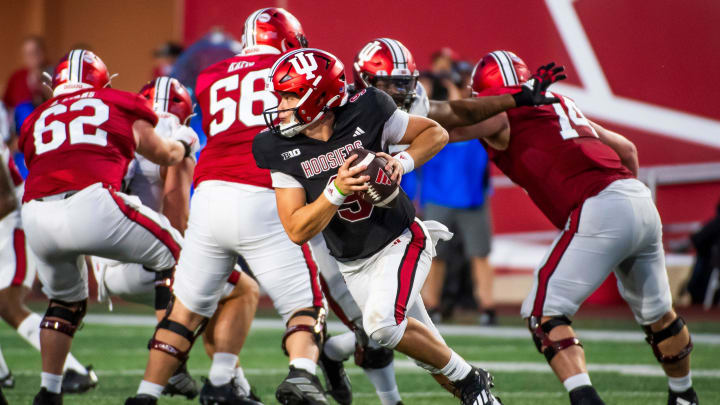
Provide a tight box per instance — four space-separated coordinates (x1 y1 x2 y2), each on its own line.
301 244 324 308
227 269 241 286
319 274 354 330
11 229 27 286
104 185 181 264
394 221 427 325
531 204 583 318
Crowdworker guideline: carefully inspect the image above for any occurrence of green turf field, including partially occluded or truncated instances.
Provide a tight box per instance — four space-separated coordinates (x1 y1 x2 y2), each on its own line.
2 317 719 404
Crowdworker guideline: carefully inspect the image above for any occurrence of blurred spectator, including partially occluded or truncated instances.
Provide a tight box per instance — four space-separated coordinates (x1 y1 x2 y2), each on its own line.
686 199 720 307
420 140 496 325
3 36 51 110
152 41 183 78
419 47 462 101
454 60 475 98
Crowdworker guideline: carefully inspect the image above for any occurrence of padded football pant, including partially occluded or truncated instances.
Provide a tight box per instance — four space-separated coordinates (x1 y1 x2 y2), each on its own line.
22 183 182 302
0 209 36 290
521 179 673 325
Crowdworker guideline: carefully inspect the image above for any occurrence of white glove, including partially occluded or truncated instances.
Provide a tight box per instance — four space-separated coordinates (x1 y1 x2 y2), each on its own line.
155 113 181 138
409 81 430 117
171 125 200 160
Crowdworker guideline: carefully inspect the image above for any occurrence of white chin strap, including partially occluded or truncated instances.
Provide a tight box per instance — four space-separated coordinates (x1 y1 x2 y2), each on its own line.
278 115 311 138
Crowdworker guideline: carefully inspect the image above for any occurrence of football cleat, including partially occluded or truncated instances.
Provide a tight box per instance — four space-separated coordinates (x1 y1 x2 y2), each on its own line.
275 366 328 405
0 386 7 405
0 372 14 388
162 362 199 399
199 377 264 405
61 365 98 394
32 388 62 405
318 349 352 405
454 367 502 405
668 387 698 405
123 394 157 405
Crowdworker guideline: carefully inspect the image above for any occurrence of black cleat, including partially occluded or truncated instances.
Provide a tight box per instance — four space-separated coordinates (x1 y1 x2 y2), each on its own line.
61 365 98 394
0 386 7 405
276 366 328 405
454 367 502 405
569 386 605 405
0 372 14 389
163 362 199 399
668 387 698 405
124 394 157 405
318 349 352 405
33 388 62 405
199 377 264 405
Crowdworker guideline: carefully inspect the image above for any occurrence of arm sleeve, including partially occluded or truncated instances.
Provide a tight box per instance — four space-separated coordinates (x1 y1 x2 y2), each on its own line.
271 170 303 188
381 109 410 150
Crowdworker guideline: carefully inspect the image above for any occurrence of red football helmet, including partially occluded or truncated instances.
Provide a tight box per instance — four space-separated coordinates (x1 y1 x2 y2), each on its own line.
52 49 110 96
241 8 308 54
353 38 419 111
470 50 532 96
138 76 193 124
264 48 347 137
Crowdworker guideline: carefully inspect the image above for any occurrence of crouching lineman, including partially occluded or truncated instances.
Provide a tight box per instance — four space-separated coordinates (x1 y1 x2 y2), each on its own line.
18 50 199 405
90 76 262 403
450 50 699 405
253 48 502 405
126 9 337 405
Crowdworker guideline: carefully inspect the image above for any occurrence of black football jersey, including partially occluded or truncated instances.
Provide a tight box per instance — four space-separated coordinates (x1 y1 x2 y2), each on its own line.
253 87 416 261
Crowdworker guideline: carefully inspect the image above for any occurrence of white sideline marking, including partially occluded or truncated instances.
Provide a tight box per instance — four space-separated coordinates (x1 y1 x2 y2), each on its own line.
83 315 720 345
10 361 720 378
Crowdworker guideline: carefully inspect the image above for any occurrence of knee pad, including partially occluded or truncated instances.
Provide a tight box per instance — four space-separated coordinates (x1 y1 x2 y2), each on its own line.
643 316 693 364
369 324 405 349
39 299 87 337
148 296 208 362
353 328 394 369
153 268 174 311
529 315 583 362
281 307 327 356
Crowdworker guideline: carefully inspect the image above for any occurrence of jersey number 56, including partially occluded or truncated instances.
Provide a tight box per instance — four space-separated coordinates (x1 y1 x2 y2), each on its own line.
208 68 276 136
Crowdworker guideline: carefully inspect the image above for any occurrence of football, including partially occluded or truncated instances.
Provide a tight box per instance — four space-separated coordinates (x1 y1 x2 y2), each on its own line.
348 148 400 208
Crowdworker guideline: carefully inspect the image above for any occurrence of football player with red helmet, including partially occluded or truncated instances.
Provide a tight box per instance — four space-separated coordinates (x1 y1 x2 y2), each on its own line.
127 9 337 405
449 50 698 405
353 40 565 126
18 50 199 405
253 48 501 405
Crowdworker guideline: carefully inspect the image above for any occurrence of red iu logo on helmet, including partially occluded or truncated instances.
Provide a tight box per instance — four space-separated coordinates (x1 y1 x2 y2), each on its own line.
375 169 392 186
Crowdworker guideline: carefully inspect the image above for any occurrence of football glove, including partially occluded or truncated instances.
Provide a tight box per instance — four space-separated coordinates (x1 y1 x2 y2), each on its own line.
512 62 566 107
171 125 200 160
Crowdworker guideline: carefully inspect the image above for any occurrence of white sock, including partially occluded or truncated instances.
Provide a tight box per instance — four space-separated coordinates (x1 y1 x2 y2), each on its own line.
41 372 63 394
0 345 9 378
63 353 87 374
137 380 164 398
234 366 251 396
209 352 238 386
668 373 692 393
563 373 592 392
323 331 356 361
290 358 317 375
376 387 402 405
364 362 398 394
440 350 472 382
17 313 42 350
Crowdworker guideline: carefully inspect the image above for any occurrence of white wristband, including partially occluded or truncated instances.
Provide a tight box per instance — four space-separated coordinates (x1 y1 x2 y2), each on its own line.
323 181 347 206
395 151 415 174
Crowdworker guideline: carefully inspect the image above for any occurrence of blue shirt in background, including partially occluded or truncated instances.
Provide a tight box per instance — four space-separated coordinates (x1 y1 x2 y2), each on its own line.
421 140 490 209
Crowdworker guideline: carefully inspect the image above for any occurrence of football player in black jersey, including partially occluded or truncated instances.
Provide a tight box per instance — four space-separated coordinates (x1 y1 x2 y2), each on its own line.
253 48 502 405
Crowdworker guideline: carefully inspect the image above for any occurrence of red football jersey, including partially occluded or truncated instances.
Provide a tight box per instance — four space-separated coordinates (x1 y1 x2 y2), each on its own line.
479 87 634 229
19 88 158 202
193 51 281 189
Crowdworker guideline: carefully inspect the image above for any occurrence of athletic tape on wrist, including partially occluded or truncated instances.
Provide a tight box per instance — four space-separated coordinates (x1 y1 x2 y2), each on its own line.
324 181 348 205
395 151 415 174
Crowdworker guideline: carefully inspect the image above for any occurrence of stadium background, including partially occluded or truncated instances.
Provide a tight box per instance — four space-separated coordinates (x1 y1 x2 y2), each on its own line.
2 0 720 307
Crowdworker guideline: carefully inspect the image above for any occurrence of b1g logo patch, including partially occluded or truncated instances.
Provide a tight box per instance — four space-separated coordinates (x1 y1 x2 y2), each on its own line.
349 89 366 103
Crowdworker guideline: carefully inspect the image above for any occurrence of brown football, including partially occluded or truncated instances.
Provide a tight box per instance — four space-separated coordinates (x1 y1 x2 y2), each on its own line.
348 148 400 208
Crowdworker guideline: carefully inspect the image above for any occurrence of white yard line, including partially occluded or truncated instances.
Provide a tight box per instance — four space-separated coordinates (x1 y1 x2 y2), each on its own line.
83 315 720 344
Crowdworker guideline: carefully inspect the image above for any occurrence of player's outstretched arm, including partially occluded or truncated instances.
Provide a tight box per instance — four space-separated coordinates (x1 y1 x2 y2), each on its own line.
429 62 566 130
160 158 195 234
275 156 370 245
0 158 17 221
133 120 197 167
590 120 639 176
396 115 448 167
